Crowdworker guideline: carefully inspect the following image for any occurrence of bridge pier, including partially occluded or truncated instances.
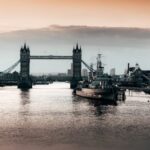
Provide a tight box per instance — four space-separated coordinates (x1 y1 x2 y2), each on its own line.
18 44 32 89
71 44 82 89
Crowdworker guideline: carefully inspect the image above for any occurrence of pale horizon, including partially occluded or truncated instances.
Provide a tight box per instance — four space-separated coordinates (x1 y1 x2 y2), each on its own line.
1 24 150 34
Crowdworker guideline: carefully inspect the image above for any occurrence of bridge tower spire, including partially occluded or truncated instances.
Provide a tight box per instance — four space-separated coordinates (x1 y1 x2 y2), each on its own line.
18 43 32 89
71 43 82 89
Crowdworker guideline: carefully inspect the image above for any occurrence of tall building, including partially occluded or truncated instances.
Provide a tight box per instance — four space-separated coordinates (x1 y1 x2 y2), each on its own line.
67 69 72 76
18 43 32 88
71 63 73 76
67 63 73 76
71 43 82 89
82 69 88 77
20 43 30 79
110 68 116 76
73 43 82 79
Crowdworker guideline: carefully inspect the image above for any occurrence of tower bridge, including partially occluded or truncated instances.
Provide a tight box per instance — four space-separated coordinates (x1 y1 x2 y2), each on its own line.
18 43 82 89
0 43 94 89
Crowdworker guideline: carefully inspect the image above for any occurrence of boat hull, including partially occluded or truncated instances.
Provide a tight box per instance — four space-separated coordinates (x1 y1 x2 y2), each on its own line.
76 88 117 101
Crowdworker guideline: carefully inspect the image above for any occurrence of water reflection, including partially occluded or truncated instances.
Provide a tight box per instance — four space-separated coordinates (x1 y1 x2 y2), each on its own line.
0 83 150 150
20 89 30 106
72 95 119 117
19 89 31 123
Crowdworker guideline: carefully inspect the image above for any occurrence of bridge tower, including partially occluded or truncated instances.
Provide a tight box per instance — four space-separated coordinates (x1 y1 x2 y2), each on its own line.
18 44 32 89
71 44 82 89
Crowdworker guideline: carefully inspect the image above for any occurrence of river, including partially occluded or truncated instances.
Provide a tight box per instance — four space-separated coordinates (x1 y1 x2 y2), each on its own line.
0 82 150 150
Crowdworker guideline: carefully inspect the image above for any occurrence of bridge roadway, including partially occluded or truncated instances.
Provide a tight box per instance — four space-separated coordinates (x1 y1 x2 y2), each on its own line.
30 55 73 60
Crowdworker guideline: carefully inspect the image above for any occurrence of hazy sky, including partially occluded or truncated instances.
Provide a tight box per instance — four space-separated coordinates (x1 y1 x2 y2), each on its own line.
0 0 150 32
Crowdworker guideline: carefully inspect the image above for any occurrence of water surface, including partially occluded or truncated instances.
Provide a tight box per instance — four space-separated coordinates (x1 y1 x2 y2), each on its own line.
0 82 150 150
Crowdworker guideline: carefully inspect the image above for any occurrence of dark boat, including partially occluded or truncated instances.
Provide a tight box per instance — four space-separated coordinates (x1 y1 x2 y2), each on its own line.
143 86 150 94
75 54 124 102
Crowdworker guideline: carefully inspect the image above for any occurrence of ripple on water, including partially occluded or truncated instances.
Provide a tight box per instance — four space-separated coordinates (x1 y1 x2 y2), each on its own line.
0 83 150 150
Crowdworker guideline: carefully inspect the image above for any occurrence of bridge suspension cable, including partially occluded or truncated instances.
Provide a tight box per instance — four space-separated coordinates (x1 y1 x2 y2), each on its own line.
81 60 96 73
2 60 20 74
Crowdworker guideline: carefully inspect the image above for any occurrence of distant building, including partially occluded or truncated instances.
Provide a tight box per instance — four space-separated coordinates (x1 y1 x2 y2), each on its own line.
67 63 73 76
58 73 67 77
67 69 72 76
82 69 88 77
110 68 116 76
71 63 73 76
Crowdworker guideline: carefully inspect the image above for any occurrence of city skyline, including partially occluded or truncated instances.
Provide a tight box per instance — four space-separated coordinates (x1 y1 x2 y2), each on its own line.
0 25 150 74
0 0 150 33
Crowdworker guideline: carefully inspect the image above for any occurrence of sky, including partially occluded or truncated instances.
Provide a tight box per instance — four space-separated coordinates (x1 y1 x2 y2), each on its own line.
0 0 150 32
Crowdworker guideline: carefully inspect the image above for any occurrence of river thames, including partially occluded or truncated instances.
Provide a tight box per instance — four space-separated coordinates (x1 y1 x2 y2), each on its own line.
0 82 150 150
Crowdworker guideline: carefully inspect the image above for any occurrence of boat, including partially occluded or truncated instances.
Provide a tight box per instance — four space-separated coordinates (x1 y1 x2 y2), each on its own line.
75 54 124 102
143 86 150 94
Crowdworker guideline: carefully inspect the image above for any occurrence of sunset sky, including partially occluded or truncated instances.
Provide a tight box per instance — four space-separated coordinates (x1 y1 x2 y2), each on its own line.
0 0 150 32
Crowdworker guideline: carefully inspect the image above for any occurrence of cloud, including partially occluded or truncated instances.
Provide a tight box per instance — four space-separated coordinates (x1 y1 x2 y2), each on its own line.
1 25 150 48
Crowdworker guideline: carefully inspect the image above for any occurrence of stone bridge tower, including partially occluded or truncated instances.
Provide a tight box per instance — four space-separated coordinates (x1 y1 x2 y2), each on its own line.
71 44 82 89
18 44 32 89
